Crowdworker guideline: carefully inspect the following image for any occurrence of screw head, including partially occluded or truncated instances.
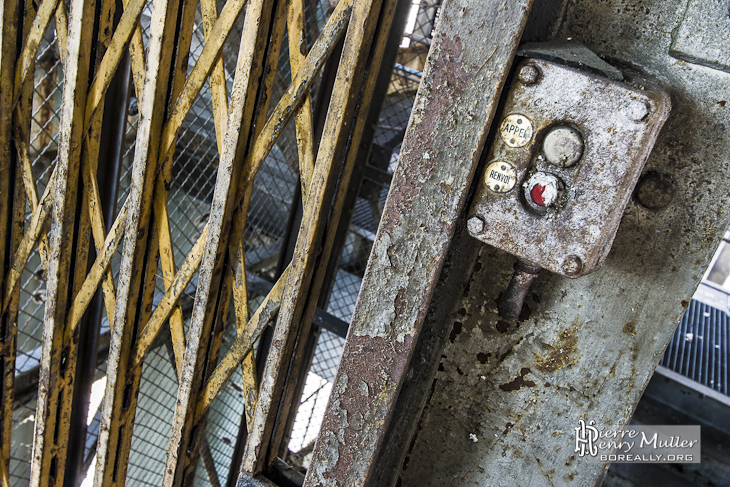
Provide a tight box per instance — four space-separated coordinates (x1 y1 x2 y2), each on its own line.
467 216 486 235
562 255 583 277
634 171 674 210
518 64 540 85
627 99 650 122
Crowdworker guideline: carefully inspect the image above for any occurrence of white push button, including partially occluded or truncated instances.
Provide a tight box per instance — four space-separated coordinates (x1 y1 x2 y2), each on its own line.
542 125 583 167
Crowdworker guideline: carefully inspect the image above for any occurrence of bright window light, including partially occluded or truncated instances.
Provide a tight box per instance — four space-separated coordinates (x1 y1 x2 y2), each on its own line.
87 376 107 426
400 2 421 48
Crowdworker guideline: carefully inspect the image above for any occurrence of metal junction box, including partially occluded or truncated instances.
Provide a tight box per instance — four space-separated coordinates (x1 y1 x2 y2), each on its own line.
467 58 671 278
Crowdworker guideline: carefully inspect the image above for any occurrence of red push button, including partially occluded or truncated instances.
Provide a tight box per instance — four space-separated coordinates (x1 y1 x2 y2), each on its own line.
524 172 560 214
530 184 548 206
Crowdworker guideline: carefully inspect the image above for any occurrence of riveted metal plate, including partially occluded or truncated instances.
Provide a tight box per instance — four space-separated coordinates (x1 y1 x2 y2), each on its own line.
467 58 670 277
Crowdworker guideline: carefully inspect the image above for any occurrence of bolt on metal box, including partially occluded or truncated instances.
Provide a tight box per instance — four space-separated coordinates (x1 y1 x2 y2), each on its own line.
467 58 671 278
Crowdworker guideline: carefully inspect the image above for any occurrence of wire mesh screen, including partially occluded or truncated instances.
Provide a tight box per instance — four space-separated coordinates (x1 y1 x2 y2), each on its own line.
284 0 438 470
10 0 434 483
10 0 329 484
10 21 64 487
9 395 37 485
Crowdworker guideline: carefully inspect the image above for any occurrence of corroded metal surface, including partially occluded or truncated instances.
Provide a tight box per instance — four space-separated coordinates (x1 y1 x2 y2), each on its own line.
398 0 730 485
30 0 101 484
0 1 23 484
0 0 386 483
304 0 534 485
467 57 671 278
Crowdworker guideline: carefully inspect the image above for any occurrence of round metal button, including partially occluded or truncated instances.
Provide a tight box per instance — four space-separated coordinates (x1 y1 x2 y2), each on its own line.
499 114 533 148
523 172 561 214
484 161 517 193
542 125 584 168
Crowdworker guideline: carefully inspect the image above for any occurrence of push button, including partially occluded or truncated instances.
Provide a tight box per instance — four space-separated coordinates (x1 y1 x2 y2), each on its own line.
499 114 533 148
542 125 583 167
524 172 560 214
484 161 517 193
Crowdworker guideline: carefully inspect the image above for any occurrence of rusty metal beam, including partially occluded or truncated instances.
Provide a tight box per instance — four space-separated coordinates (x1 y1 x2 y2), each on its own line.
370 221 482 487
303 0 534 484
29 0 109 484
0 1 23 484
242 0 395 474
276 0 413 460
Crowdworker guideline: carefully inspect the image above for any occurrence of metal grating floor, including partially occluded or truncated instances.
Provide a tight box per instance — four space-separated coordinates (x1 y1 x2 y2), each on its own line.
661 282 729 396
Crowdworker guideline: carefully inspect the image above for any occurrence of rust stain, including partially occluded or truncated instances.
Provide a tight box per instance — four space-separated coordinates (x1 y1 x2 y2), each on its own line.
499 367 536 391
383 34 475 233
623 319 636 336
394 288 408 316
608 351 624 379
319 333 413 483
534 325 579 373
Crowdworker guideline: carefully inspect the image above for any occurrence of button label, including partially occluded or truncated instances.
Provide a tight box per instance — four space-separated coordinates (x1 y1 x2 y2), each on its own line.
500 114 533 148
484 161 517 193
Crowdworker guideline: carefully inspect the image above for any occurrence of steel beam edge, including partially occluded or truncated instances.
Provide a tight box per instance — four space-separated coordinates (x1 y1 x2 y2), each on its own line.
303 0 534 485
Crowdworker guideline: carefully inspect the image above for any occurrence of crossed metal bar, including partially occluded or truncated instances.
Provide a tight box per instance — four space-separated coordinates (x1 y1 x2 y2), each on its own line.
0 0 394 484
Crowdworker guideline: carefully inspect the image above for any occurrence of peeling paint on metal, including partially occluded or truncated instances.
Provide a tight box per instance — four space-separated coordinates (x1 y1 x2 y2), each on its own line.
399 1 730 485
306 0 534 485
